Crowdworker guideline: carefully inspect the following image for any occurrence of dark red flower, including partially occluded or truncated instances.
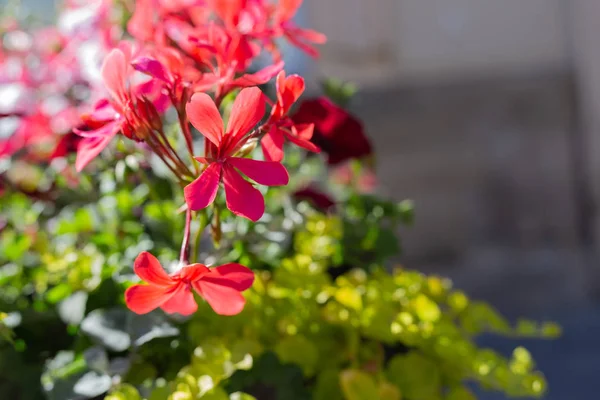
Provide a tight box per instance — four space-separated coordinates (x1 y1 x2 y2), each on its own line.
292 97 372 165
49 131 82 160
293 186 335 212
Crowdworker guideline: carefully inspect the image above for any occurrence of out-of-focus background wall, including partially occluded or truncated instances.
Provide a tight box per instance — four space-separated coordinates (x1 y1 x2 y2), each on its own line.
302 0 598 307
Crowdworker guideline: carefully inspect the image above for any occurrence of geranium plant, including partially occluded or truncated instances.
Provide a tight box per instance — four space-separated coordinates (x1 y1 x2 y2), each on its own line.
0 1 558 400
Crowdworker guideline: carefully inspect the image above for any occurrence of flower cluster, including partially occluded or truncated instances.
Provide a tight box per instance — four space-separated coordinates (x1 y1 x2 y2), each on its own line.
0 0 119 194
76 0 329 316
1 0 373 317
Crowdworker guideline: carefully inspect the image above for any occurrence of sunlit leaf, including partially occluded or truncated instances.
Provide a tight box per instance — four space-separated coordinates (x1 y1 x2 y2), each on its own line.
339 370 379 400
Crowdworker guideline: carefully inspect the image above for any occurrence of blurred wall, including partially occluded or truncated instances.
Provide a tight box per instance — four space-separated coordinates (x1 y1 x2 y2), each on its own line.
570 0 600 252
309 0 569 85
306 0 595 267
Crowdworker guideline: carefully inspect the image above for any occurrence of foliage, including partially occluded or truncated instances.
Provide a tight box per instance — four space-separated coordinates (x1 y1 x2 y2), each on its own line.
1 154 558 399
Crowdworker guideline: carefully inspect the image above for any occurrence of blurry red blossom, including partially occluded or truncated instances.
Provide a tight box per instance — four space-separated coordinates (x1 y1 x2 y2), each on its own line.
125 252 254 316
292 97 372 165
331 163 377 194
293 186 335 211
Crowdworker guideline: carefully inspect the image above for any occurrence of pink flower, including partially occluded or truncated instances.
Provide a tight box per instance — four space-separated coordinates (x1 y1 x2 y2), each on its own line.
73 48 131 171
0 111 54 159
125 252 255 316
75 45 163 171
184 87 289 221
261 71 320 162
132 48 201 111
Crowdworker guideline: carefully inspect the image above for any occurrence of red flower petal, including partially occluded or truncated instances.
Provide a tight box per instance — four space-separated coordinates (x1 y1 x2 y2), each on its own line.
228 157 289 186
204 263 255 291
133 252 173 286
284 124 321 153
193 280 247 316
125 284 176 315
74 122 120 172
160 285 198 316
277 72 305 110
184 162 222 211
261 127 285 162
179 263 211 282
132 57 170 83
222 164 264 222
231 60 285 88
284 27 326 58
101 49 129 105
226 87 265 145
187 93 224 147
277 0 303 22
127 0 155 42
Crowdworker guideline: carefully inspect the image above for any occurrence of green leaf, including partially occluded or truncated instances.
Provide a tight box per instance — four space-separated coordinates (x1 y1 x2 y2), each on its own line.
83 346 109 372
200 387 229 400
229 393 257 400
58 291 88 325
446 386 476 400
413 294 441 322
322 78 357 107
129 312 179 347
386 353 441 400
378 382 401 400
335 287 363 311
314 369 344 400
81 309 131 352
73 371 112 398
106 384 142 400
339 370 379 400
274 335 319 376
397 200 415 226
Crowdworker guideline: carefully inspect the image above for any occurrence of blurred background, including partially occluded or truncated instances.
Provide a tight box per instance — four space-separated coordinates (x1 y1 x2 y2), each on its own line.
303 1 600 399
5 0 600 398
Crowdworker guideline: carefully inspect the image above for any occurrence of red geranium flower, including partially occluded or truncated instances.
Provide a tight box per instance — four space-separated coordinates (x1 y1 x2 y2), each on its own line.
125 252 254 316
73 48 131 171
261 71 320 162
75 45 164 171
184 87 289 222
292 97 372 165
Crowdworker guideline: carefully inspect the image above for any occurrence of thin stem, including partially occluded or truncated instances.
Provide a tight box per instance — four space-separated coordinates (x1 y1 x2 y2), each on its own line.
177 109 199 174
146 136 185 181
155 128 193 177
180 208 192 264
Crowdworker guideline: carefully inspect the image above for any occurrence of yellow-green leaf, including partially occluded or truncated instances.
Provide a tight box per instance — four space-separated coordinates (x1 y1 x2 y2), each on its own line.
386 353 441 399
339 370 380 400
335 287 363 311
274 335 319 376
379 381 402 400
413 294 440 322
